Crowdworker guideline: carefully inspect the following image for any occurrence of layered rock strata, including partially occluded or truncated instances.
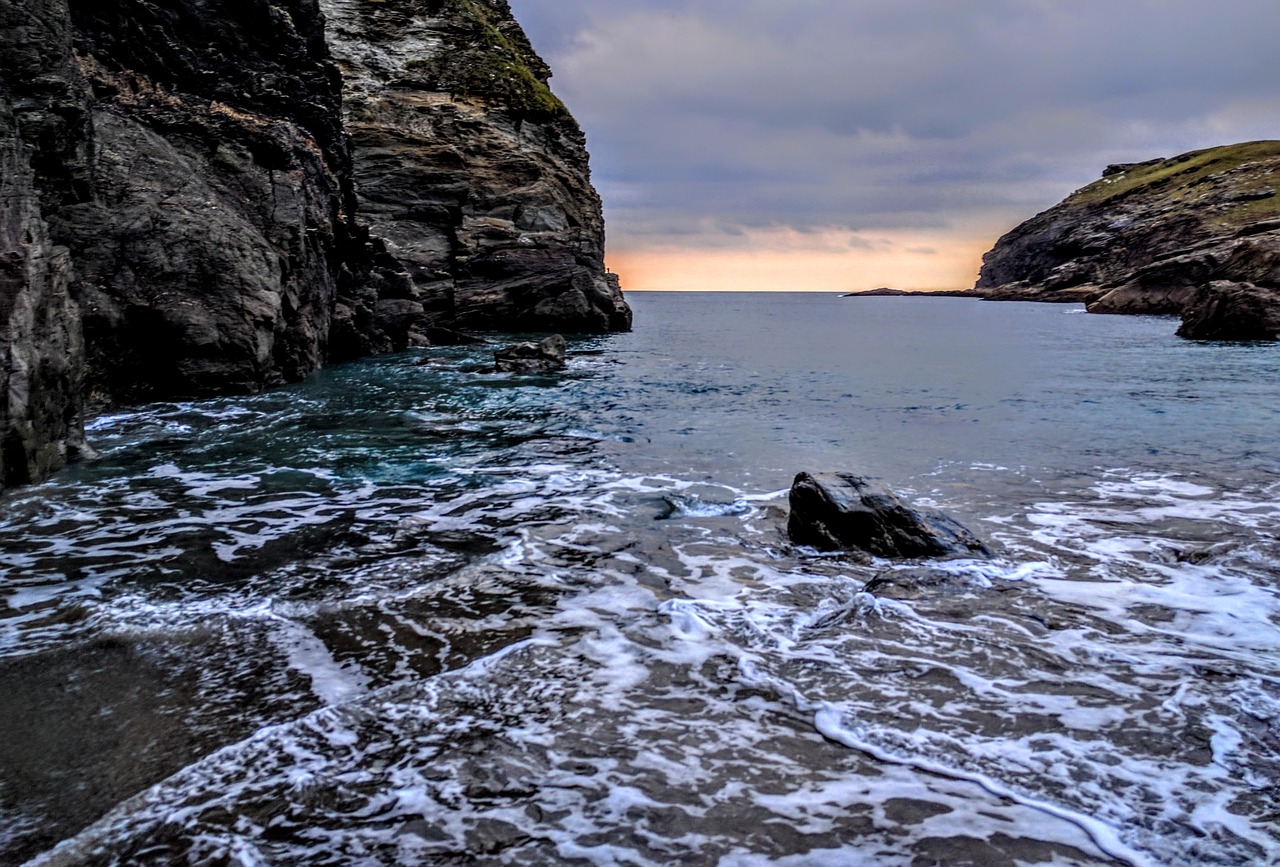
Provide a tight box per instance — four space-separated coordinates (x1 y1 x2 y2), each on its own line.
974 141 1280 340
319 0 631 341
0 0 627 488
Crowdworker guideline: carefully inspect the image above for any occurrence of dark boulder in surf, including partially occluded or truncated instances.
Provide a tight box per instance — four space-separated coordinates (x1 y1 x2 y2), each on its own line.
787 472 990 559
494 334 567 374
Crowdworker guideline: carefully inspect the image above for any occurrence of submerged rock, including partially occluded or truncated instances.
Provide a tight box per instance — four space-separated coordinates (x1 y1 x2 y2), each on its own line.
974 141 1280 340
494 334 566 373
787 472 990 559
863 567 978 600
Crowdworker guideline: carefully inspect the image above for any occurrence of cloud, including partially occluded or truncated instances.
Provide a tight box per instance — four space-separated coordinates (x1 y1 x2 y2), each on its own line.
509 0 1280 283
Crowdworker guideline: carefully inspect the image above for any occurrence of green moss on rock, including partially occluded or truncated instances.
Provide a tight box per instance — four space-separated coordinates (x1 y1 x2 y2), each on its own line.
1068 140 1280 230
400 0 568 119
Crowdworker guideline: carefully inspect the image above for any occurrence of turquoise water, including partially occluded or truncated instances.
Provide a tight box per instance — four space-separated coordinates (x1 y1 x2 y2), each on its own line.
2 294 1278 865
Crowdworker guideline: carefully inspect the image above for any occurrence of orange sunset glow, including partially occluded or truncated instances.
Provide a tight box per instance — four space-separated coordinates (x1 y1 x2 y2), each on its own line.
606 227 1000 293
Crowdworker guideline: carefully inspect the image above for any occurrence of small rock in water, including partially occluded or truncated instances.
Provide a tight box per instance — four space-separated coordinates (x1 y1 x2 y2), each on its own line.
397 819 452 844
494 335 567 373
787 471 991 559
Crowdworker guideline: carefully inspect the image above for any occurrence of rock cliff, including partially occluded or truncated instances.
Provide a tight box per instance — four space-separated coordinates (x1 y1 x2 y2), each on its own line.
320 0 630 345
60 0 365 404
974 141 1280 340
0 0 627 488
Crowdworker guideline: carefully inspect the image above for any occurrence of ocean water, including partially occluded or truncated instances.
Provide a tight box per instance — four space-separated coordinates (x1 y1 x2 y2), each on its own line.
1 293 1278 866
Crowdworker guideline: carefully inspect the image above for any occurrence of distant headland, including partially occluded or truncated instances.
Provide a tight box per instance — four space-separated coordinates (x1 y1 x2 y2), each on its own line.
845 141 1280 343
972 141 1280 341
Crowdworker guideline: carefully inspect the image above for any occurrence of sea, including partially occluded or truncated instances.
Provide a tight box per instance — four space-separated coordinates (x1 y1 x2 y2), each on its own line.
1 293 1278 866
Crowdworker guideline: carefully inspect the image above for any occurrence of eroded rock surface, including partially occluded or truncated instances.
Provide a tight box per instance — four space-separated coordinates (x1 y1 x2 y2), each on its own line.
58 0 366 405
0 0 88 486
974 141 1280 340
0 89 84 486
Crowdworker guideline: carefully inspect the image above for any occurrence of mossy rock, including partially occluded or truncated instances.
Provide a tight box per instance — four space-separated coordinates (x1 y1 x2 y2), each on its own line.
397 0 569 120
1067 140 1280 230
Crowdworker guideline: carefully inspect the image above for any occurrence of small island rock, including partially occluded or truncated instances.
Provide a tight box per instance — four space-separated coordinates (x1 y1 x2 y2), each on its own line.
494 335 567 374
787 472 991 559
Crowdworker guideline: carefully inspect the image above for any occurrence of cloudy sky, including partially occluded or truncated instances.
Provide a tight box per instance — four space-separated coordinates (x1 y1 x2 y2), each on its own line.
507 0 1280 291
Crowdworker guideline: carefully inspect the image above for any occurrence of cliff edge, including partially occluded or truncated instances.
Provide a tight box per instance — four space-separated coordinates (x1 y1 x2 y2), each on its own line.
974 141 1280 340
322 0 631 353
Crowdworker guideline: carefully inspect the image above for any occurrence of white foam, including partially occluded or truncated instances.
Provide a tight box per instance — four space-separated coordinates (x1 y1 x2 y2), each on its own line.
812 707 1152 867
10 434 1280 865
269 616 369 708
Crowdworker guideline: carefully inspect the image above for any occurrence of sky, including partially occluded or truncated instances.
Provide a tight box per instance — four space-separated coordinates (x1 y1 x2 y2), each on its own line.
507 0 1280 292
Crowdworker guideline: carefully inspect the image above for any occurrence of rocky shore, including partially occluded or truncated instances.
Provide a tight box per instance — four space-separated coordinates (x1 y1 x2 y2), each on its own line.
973 141 1280 340
0 0 629 489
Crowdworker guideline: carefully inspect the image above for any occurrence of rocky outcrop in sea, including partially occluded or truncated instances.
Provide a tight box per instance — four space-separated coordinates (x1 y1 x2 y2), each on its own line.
494 334 567 374
0 0 629 489
974 141 1280 340
787 472 991 560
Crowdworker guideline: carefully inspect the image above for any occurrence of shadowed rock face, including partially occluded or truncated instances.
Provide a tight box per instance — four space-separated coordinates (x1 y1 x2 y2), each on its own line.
0 0 627 488
320 0 631 339
0 0 89 485
974 141 1280 340
2 0 360 481
0 90 84 487
60 0 365 405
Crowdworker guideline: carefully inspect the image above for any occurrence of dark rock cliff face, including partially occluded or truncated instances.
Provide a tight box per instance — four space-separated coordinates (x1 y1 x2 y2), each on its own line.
61 0 364 404
974 142 1280 340
0 0 89 486
2 0 366 415
0 0 627 488
320 0 630 344
0 90 85 487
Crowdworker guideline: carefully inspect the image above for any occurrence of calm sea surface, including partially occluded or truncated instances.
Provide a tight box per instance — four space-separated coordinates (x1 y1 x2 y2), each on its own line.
2 293 1278 865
